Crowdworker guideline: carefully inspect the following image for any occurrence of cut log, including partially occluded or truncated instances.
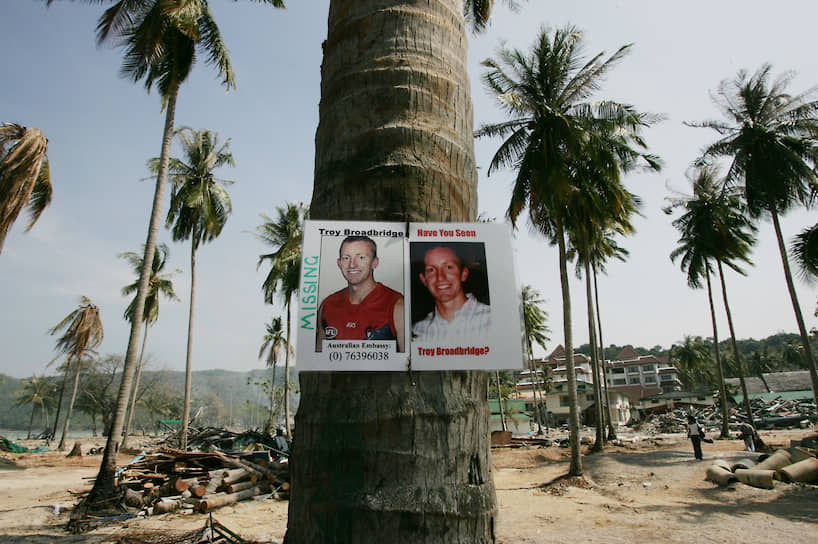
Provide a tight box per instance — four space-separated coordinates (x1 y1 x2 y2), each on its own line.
66 442 83 457
197 487 260 513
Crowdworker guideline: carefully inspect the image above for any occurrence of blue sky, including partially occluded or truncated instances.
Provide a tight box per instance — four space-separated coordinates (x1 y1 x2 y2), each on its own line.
1 1 816 378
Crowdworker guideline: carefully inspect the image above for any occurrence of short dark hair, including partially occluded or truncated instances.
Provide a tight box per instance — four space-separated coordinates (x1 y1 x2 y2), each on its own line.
339 235 377 258
423 244 464 269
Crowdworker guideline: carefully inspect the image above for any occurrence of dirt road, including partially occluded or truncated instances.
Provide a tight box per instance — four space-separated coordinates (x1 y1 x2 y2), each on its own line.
1 430 816 543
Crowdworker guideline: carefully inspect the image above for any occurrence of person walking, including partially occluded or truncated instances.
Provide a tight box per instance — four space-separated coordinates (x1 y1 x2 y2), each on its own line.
686 415 704 460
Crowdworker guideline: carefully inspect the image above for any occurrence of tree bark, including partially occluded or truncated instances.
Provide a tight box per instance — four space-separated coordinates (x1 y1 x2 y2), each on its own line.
770 206 818 408
557 223 582 476
122 322 150 450
284 298 291 438
583 259 604 451
704 264 731 439
58 357 82 451
82 80 179 509
51 363 69 440
286 2 494 542
181 236 198 450
593 266 616 439
495 371 507 432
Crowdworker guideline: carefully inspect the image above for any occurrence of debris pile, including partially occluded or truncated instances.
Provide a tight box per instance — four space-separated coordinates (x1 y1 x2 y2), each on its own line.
109 448 290 516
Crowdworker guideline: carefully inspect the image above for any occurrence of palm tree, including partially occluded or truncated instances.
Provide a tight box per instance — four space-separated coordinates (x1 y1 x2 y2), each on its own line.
49 297 104 450
670 336 715 390
119 243 180 449
476 25 660 476
667 166 751 438
691 64 818 409
70 0 283 511
588 231 630 440
792 222 818 280
288 2 518 540
0 123 52 256
258 315 292 432
521 285 550 433
255 203 302 438
162 127 234 450
14 375 57 440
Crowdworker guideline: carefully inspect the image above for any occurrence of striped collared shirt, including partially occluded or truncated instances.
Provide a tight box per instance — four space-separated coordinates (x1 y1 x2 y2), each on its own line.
412 294 491 342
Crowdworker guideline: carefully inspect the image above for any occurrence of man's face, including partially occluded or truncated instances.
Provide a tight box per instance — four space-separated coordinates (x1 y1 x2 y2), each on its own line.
419 247 468 303
337 240 378 286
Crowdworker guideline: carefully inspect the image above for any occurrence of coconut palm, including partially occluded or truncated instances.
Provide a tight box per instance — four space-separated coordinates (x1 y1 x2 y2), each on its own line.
49 297 103 450
792 222 818 280
288 2 521 540
258 315 292 432
255 203 302 438
587 230 630 440
68 0 283 511
667 166 754 438
119 243 180 448
691 64 818 408
521 284 550 433
670 336 715 390
477 25 660 475
566 159 643 450
161 127 234 450
0 123 52 256
14 375 57 440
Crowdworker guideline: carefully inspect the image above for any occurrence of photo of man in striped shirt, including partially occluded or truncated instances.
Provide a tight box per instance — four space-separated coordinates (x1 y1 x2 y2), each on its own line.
411 243 491 342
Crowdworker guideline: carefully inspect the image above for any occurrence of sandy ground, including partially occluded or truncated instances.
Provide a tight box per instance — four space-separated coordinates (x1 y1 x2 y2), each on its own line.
0 429 816 543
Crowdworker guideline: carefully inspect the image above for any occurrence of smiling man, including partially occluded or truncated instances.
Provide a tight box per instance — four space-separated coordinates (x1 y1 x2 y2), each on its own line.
412 244 491 342
316 235 405 352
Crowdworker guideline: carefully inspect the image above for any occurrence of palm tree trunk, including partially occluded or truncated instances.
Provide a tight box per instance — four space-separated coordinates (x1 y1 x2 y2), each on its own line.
495 371 507 432
284 297 292 438
528 351 544 434
583 259 604 451
770 206 818 408
27 402 36 440
83 81 180 508
181 238 198 450
268 357 278 432
288 2 494 540
716 261 756 430
122 323 150 450
58 357 82 451
557 222 582 476
593 266 616 439
704 264 731 439
51 365 69 441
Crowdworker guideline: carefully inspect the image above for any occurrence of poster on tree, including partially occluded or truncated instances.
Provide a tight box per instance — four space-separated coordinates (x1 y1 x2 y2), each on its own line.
295 220 525 371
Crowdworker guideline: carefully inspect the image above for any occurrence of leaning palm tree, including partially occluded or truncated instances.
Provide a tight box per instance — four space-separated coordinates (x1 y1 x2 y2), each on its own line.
691 64 818 408
0 123 52 256
162 127 234 450
521 285 550 433
255 203 302 438
119 243 180 449
667 166 752 439
476 25 660 476
258 315 292 432
288 2 520 540
14 375 57 440
68 0 283 512
49 297 104 450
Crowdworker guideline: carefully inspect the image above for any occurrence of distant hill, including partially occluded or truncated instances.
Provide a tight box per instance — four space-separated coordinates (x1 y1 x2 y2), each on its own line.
0 366 297 434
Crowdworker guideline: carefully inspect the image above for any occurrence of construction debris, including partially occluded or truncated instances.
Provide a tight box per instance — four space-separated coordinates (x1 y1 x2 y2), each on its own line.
705 437 818 489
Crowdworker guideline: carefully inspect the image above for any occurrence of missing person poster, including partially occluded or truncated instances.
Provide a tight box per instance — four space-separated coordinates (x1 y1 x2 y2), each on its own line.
295 220 525 371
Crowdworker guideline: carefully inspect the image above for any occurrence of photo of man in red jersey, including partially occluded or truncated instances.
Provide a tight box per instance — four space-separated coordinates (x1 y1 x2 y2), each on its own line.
315 235 405 352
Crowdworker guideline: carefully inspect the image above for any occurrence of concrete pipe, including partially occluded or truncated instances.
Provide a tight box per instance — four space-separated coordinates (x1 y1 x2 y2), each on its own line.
776 457 818 484
706 464 738 487
711 459 733 472
730 458 757 472
754 450 792 471
788 447 814 464
734 469 775 489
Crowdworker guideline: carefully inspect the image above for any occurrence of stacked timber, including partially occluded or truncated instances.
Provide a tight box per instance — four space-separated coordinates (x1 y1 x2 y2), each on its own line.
112 448 290 515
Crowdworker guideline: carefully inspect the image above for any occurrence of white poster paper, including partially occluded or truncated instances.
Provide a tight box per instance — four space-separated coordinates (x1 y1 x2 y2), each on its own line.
295 220 524 371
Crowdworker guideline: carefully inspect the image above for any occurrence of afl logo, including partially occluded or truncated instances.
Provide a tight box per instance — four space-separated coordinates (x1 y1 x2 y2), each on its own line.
324 326 338 339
